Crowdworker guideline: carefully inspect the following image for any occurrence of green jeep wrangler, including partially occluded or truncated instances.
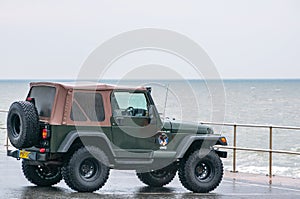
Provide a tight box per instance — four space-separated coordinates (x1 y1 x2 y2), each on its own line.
6 82 227 193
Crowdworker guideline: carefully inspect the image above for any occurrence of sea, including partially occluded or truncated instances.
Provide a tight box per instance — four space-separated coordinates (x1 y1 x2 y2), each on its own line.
1 79 300 178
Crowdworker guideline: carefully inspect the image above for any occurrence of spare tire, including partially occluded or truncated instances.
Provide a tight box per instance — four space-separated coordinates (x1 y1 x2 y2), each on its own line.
7 101 39 148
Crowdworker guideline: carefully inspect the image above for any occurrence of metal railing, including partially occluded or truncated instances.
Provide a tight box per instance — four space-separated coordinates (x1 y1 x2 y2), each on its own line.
1 108 300 182
201 121 300 182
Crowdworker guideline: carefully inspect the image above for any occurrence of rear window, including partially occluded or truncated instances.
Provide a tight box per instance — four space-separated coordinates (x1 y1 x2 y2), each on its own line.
29 86 56 117
70 92 105 122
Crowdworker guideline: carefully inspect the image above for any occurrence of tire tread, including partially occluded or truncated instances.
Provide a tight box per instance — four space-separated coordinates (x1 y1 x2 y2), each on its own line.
178 150 223 193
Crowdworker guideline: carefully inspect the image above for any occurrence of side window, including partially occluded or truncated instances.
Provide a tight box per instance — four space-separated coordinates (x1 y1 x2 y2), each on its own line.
70 92 105 122
111 91 148 117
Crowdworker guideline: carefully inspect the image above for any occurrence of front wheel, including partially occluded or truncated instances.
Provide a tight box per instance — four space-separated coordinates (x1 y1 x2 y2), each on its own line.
22 160 62 186
178 150 224 193
136 164 177 187
62 146 110 192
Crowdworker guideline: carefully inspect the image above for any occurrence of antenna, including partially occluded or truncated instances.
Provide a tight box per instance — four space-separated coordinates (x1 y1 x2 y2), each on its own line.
163 84 169 120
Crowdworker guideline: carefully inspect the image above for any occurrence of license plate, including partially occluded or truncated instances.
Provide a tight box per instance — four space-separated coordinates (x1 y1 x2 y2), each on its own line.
19 150 31 159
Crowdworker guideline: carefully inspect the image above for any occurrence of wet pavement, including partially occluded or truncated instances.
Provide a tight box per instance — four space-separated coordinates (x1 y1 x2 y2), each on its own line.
1 152 300 199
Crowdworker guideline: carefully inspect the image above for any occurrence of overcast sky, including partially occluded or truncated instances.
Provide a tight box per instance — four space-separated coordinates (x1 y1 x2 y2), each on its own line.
0 0 299 80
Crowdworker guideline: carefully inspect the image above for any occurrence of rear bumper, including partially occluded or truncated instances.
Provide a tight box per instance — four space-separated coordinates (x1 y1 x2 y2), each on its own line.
7 150 47 161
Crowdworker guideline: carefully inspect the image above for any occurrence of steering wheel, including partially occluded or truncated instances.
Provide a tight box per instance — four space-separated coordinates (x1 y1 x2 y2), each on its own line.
125 106 135 116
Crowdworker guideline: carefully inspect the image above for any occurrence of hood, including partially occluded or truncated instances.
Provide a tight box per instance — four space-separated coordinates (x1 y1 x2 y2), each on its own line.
162 119 213 134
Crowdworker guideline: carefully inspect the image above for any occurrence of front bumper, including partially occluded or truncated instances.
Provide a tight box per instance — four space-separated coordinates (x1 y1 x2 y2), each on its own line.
215 150 227 158
7 150 47 161
214 136 228 158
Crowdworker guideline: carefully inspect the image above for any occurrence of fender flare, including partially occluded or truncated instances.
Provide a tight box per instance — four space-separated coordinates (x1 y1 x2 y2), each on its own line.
175 135 224 159
57 131 116 157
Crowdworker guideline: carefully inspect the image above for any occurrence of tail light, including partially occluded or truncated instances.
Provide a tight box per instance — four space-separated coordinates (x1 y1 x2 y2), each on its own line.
42 128 48 139
41 124 51 140
40 124 50 152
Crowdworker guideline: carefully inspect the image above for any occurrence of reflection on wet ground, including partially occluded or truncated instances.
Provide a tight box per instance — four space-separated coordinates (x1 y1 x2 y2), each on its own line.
15 186 223 199
1 153 300 199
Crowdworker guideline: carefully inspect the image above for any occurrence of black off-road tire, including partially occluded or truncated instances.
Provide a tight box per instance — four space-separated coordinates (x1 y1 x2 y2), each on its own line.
22 160 62 186
178 150 223 193
7 101 39 148
136 165 177 187
62 146 110 192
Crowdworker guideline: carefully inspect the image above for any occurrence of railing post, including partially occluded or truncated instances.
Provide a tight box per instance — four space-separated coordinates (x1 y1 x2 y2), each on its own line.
232 124 237 173
269 126 273 183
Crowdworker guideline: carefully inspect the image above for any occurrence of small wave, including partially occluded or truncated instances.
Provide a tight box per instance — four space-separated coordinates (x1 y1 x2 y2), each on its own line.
290 147 300 152
239 166 268 175
233 165 300 178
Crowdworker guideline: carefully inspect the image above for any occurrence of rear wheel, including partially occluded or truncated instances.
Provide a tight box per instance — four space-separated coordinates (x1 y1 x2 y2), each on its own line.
178 150 223 193
136 164 177 187
22 160 62 186
7 101 39 148
62 146 110 192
